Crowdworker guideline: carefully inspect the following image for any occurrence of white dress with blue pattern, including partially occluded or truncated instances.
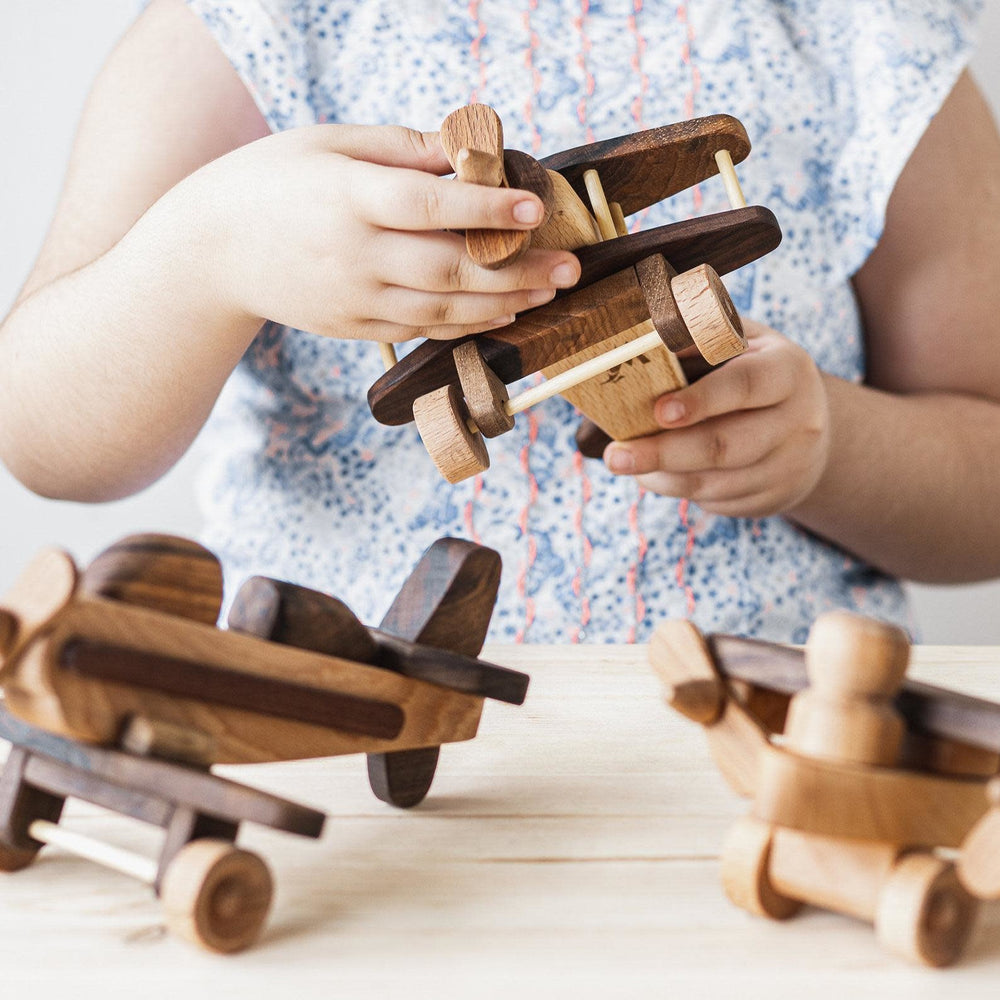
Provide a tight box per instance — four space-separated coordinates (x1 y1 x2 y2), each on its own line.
184 0 980 643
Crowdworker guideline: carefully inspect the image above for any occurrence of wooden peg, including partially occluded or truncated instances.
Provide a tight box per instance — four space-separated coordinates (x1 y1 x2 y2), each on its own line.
120 716 216 767
715 149 747 209
454 340 515 438
455 146 505 187
441 104 529 270
784 610 910 767
529 170 600 250
378 343 398 371
412 383 490 483
648 620 725 724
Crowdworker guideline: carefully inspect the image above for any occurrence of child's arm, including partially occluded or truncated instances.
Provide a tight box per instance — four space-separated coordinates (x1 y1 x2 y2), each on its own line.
605 70 1000 584
0 0 577 502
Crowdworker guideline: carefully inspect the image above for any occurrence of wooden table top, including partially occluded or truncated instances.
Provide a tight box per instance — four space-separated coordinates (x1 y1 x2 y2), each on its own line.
2 644 1000 997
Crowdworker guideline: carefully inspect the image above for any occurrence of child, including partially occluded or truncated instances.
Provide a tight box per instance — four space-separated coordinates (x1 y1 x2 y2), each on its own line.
1 0 997 644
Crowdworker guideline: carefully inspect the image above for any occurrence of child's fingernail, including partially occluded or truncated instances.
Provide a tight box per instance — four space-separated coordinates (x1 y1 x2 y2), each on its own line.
550 262 578 287
528 288 556 306
606 448 635 474
513 200 542 224
488 314 516 327
658 399 686 424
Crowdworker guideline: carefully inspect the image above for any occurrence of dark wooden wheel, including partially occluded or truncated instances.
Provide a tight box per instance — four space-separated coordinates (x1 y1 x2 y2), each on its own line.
0 838 41 873
367 746 441 808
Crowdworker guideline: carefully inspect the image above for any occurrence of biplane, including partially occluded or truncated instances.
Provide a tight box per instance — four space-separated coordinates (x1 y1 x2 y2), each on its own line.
0 533 528 952
650 610 1000 967
367 105 783 482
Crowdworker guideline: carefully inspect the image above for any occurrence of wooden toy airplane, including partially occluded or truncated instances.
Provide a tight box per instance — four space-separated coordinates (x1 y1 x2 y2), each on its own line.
0 533 528 953
649 611 1000 967
367 105 782 482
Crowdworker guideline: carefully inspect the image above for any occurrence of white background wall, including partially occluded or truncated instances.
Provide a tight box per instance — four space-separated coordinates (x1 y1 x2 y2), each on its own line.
2 1 1000 642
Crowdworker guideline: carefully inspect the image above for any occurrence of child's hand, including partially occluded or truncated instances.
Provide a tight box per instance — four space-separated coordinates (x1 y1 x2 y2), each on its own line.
185 124 580 343
603 321 830 517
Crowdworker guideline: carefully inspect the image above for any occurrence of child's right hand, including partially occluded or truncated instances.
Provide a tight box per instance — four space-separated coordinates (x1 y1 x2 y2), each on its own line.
182 124 582 343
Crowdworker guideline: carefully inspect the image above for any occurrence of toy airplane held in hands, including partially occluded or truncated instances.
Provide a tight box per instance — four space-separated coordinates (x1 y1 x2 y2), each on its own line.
0 533 527 953
650 610 1000 968
367 104 782 482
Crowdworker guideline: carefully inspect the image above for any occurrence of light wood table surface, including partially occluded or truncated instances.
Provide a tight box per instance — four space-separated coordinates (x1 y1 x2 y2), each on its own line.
1 644 1000 998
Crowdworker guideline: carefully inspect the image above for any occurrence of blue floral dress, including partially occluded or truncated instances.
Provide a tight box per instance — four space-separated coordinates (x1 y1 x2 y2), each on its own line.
184 0 980 643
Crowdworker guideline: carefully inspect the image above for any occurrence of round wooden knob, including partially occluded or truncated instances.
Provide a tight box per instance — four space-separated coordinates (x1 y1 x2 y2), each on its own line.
454 341 515 438
412 384 490 484
804 610 910 699
671 264 746 365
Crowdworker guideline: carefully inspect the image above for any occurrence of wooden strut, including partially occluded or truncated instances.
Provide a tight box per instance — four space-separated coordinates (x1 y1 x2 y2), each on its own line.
447 153 744 438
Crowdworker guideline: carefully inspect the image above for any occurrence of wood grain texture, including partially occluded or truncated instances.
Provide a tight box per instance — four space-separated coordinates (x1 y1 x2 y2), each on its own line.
441 104 529 269
670 264 746 365
528 169 598 250
1 595 485 763
227 576 378 665
540 114 751 216
412 383 490 483
59 639 407 741
708 633 1000 757
0 706 325 837
454 340 514 438
572 207 781 293
371 267 649 426
378 537 501 658
648 620 724 724
0 644 999 986
750 744 989 848
81 534 224 626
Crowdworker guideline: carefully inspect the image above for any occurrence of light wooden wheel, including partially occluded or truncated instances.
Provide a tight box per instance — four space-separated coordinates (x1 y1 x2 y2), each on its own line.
720 817 802 920
671 264 746 365
412 384 490 484
875 853 978 967
454 341 514 438
161 840 273 954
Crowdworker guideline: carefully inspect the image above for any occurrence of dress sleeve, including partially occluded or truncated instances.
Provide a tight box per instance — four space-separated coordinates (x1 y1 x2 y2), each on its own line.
811 0 983 275
184 0 318 131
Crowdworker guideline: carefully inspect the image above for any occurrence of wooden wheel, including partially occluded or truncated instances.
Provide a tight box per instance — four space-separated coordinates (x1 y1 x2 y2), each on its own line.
161 839 273 954
412 384 489 484
367 746 441 808
454 341 514 438
875 852 978 967
720 817 802 919
671 263 746 365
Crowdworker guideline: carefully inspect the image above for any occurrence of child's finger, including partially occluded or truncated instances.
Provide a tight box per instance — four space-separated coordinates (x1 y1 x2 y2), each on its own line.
318 124 453 174
605 411 784 477
352 162 546 233
652 354 797 429
372 232 580 294
370 286 557 328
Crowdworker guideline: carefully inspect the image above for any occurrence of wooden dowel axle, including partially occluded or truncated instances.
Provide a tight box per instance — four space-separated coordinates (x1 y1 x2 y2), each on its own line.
28 819 159 885
715 149 747 209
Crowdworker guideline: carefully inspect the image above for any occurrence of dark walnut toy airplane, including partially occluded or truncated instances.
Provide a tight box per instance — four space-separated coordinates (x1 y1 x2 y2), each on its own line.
367 104 782 483
0 533 528 953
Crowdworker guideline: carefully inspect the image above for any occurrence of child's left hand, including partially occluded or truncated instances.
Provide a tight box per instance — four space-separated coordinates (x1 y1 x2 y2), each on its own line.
603 320 830 518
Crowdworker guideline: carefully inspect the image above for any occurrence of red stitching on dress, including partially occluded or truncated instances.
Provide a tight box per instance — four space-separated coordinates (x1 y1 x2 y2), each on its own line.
573 1 596 143
677 3 702 211
522 0 542 153
468 1 487 103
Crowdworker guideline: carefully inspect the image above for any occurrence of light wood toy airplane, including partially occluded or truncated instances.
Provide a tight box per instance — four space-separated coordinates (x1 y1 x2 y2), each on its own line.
0 533 528 953
367 104 782 482
649 610 1000 967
